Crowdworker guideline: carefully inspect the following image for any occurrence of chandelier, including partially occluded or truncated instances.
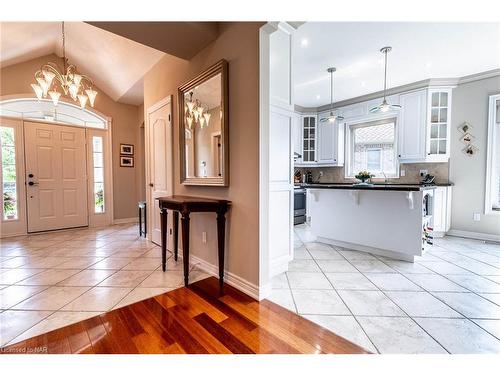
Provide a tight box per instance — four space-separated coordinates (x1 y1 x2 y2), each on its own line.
184 91 211 129
31 22 97 109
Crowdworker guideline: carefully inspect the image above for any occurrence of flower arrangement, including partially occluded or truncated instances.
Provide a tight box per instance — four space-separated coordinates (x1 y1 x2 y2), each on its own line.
354 171 374 183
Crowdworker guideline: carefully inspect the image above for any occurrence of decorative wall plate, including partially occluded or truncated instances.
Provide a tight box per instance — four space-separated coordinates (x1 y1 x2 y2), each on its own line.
462 144 478 157
460 132 475 145
458 122 473 134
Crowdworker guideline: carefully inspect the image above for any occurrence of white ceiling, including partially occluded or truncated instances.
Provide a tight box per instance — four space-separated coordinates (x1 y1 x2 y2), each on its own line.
293 22 500 107
0 22 165 105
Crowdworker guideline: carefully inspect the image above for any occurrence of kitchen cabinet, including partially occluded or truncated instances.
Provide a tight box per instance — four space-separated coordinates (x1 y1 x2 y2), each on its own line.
301 115 317 164
432 186 452 237
292 113 303 162
398 89 427 162
294 112 344 167
397 87 452 163
426 88 452 162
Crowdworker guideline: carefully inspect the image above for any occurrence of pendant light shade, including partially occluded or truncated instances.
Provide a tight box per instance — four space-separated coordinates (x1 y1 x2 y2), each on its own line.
320 67 344 123
369 46 401 113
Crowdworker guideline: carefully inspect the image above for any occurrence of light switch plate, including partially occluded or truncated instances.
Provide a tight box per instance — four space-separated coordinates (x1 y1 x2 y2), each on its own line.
473 213 481 222
400 170 406 177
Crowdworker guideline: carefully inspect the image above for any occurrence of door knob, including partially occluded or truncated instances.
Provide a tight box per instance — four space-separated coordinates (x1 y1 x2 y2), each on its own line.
28 173 34 178
28 181 39 186
149 183 154 187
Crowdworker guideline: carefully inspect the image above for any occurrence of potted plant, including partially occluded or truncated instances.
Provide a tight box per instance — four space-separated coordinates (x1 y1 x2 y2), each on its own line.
354 171 374 185
3 192 16 219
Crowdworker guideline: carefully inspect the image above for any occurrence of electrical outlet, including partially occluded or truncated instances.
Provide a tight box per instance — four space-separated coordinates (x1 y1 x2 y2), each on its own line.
202 231 207 243
473 213 481 222
400 169 406 177
169 228 172 235
419 169 428 177
319 171 324 177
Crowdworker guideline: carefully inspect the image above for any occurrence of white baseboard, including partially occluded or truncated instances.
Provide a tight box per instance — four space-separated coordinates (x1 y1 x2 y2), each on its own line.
113 217 139 224
190 254 260 300
447 229 500 243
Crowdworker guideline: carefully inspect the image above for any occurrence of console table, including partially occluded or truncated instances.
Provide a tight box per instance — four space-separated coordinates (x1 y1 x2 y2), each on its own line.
157 195 231 293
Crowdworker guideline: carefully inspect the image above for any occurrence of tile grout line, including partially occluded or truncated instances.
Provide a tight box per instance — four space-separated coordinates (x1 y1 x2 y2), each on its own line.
303 241 381 354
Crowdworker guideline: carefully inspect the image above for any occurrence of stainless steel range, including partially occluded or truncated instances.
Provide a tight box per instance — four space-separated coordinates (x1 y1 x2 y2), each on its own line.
294 187 306 225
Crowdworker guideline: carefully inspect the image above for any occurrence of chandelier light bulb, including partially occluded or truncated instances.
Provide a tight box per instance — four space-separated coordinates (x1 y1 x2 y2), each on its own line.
85 88 97 107
49 91 61 106
42 70 56 86
193 110 200 122
187 101 195 114
186 116 194 129
77 94 88 109
36 77 49 97
69 84 78 100
31 84 43 100
197 106 204 117
72 74 82 86
203 112 211 127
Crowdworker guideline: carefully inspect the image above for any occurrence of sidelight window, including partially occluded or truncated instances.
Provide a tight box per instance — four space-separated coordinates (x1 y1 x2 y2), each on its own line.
92 136 105 213
1 126 18 220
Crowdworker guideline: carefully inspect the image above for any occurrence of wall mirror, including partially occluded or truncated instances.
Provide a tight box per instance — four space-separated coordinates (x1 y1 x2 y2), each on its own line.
179 59 228 186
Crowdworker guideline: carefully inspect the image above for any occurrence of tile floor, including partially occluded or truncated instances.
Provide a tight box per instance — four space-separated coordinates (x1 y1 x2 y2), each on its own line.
267 224 500 354
0 224 209 347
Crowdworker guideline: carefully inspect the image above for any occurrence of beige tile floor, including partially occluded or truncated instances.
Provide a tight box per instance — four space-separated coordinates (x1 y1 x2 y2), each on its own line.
267 224 500 354
0 224 209 347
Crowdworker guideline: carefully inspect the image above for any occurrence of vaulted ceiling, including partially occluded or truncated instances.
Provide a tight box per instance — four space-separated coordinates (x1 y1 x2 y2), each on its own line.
0 22 221 105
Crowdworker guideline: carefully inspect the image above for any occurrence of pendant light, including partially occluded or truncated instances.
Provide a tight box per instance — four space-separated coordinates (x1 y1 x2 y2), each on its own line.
369 46 401 113
320 67 344 123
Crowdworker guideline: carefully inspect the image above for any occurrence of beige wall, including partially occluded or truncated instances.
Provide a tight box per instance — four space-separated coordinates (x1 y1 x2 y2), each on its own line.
450 75 500 235
144 22 262 285
0 54 144 220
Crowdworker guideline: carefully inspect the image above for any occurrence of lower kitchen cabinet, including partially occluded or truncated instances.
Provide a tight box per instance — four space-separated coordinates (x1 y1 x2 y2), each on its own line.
433 186 452 237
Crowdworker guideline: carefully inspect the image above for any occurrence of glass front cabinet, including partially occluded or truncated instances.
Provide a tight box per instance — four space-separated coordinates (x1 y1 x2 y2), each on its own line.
426 88 452 162
302 115 317 163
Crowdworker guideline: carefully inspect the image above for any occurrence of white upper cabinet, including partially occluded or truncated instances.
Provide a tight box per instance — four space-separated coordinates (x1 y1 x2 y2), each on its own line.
301 115 317 164
426 88 452 162
292 113 303 162
294 113 344 167
398 89 427 162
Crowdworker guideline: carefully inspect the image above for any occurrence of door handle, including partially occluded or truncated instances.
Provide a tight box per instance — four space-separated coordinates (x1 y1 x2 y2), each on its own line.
149 183 154 187
28 181 39 186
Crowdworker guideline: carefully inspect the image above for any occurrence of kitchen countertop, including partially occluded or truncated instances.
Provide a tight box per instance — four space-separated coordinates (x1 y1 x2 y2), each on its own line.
295 182 453 192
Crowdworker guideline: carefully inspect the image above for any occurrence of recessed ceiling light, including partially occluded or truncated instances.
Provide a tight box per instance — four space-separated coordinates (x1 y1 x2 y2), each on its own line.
426 61 433 68
316 94 321 99
300 38 309 47
361 81 366 87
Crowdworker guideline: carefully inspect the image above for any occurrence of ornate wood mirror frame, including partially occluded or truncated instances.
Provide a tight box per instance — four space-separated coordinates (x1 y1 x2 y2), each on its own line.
178 59 229 186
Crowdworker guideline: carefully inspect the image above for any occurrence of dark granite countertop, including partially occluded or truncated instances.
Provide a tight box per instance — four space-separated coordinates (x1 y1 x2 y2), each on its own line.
294 182 453 192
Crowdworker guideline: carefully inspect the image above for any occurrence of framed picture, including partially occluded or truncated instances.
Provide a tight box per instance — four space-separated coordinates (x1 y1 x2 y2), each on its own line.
120 156 134 167
120 144 134 155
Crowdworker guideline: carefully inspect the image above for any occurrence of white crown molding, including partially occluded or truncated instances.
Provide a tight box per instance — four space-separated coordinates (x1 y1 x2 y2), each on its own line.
300 69 500 113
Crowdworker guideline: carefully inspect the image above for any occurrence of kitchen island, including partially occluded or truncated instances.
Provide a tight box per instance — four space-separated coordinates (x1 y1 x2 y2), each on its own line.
300 183 451 261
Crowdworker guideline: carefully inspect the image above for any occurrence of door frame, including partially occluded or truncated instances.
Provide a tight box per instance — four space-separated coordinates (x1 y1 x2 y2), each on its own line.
0 115 113 237
145 95 173 242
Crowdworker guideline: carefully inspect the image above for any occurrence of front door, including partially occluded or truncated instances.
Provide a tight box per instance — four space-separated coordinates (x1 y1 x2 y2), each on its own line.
147 97 173 245
24 121 88 232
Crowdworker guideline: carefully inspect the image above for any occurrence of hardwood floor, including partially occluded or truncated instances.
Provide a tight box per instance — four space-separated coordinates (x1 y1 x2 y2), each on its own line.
2 277 369 354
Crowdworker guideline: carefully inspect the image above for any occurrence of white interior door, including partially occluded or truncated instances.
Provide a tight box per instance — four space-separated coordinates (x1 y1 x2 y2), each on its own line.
24 121 88 232
147 97 173 245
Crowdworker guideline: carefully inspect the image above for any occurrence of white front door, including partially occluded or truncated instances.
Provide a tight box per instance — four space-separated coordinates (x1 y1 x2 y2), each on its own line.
24 121 88 232
147 97 173 245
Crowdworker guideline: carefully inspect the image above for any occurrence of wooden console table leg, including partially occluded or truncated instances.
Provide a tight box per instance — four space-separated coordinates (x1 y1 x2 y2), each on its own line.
173 211 179 261
160 207 168 272
181 212 190 286
216 210 226 294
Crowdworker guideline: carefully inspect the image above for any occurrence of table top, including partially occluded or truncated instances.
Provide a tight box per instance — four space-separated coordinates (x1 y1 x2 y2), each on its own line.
157 195 231 205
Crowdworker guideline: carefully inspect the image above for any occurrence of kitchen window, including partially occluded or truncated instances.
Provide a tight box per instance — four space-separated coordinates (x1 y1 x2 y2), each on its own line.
347 118 398 178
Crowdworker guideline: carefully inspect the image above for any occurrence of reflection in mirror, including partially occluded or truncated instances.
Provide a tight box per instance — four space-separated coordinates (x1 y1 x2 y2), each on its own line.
179 59 228 186
184 73 223 179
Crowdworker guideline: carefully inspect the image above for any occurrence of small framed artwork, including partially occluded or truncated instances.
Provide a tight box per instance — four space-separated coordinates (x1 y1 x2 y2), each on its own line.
460 132 475 145
120 144 134 155
120 156 134 167
457 122 473 134
462 144 478 157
